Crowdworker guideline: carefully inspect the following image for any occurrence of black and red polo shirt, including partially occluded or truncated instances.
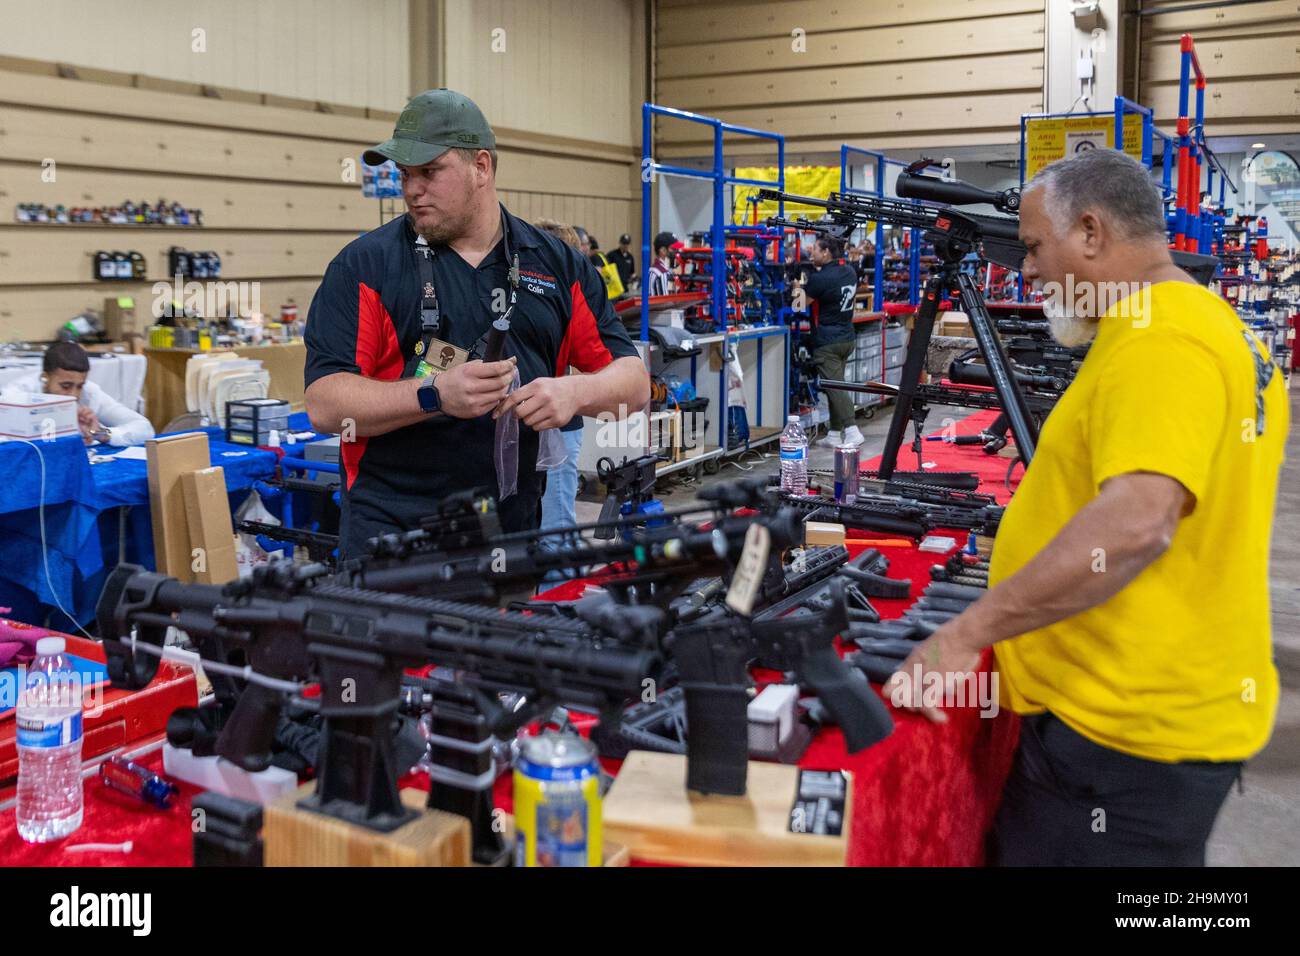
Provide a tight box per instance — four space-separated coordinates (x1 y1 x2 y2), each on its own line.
304 208 639 559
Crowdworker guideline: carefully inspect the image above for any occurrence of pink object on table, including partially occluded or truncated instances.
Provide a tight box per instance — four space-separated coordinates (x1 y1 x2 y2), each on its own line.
0 612 47 667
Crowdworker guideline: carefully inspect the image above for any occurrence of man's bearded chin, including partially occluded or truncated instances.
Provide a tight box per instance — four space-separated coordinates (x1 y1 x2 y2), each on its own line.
1042 296 1098 347
413 213 466 245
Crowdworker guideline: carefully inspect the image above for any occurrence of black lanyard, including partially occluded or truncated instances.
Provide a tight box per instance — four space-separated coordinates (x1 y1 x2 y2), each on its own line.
405 206 519 378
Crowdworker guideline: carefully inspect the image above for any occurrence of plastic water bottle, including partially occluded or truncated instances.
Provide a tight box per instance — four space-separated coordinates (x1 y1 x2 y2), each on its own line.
16 637 84 843
779 415 809 493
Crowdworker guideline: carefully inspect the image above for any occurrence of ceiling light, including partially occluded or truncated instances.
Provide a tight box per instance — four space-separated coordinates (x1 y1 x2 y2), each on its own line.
1251 142 1266 149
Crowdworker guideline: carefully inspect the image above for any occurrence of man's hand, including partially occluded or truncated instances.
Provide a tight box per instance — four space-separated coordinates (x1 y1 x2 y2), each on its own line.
77 406 102 444
884 619 984 724
435 357 517 419
491 375 578 431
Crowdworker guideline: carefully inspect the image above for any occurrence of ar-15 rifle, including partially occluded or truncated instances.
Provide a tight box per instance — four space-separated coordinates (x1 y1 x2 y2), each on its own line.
666 577 892 795
779 488 1004 537
593 452 664 538
336 478 798 609
97 506 889 817
98 560 661 831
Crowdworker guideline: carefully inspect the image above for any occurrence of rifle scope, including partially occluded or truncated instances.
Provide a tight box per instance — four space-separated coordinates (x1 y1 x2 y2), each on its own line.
895 171 1021 215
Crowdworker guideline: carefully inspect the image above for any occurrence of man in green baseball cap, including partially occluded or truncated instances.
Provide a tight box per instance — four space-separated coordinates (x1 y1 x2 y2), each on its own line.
362 88 496 168
361 88 500 246
305 89 649 559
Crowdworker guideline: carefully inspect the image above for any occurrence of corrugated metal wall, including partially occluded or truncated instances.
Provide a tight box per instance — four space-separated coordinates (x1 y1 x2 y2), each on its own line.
653 0 1046 157
1137 0 1300 137
0 0 411 112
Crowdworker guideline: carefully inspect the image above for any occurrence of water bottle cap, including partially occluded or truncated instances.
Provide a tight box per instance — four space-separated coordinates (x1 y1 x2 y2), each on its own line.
35 636 66 656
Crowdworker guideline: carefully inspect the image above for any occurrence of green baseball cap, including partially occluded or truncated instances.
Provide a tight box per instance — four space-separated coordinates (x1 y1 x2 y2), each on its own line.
362 89 496 167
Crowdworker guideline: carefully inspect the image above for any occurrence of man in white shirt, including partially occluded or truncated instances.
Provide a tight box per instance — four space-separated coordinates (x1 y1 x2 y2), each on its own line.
1 342 154 446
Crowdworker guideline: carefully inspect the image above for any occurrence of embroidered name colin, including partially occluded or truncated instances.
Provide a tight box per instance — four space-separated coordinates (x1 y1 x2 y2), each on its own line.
49 886 151 936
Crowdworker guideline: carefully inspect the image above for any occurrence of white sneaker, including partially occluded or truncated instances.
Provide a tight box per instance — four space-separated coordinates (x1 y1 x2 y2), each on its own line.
816 430 843 447
841 425 865 447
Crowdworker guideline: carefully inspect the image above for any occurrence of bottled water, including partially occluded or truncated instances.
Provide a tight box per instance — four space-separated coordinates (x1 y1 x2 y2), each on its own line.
16 637 84 843
779 415 809 493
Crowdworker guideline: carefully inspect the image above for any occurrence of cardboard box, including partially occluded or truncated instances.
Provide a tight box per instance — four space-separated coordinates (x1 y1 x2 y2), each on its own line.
804 521 846 547
146 431 211 581
0 393 77 439
181 466 238 584
103 295 139 340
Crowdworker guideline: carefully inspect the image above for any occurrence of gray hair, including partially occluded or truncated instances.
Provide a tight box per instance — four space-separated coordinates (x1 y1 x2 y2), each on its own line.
1025 149 1166 241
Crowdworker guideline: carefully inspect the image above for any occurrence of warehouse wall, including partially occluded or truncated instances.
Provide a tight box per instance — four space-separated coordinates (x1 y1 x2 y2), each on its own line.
0 66 389 342
652 0 1047 159
440 0 645 253
0 0 646 344
1136 0 1300 138
0 0 411 112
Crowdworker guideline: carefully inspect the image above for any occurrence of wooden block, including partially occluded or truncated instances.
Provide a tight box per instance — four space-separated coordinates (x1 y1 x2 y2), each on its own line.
805 520 846 547
145 431 210 581
603 751 852 867
264 784 471 867
181 466 238 584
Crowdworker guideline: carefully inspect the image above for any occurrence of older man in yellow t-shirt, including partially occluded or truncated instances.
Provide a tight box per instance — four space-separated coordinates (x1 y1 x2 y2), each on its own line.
888 149 1288 866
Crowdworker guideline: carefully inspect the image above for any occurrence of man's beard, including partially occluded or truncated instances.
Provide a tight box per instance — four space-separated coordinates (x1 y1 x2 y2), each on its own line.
1042 297 1098 347
409 196 475 245
413 212 470 245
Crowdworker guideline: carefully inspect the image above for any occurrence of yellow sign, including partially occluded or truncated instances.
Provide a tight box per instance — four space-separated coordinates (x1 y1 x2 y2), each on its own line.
732 165 838 223
1024 114 1144 180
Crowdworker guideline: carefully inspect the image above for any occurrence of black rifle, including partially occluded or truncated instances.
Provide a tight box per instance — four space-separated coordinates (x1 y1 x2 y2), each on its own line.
666 578 892 795
593 453 664 539
98 561 662 832
236 520 339 565
780 490 1003 537
98 525 888 815
337 479 798 608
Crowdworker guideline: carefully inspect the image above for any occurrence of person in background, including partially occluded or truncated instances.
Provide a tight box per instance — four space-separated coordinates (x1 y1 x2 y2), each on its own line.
800 236 864 448
846 241 872 285
647 231 679 297
586 235 604 270
0 341 154 446
608 233 636 291
532 218 590 573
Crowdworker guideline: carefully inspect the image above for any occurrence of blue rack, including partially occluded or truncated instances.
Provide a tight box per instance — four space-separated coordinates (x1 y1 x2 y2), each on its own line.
641 103 786 340
639 103 793 466
839 145 930 308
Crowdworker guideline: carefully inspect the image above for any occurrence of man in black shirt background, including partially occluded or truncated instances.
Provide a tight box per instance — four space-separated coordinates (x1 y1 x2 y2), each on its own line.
799 236 864 447
304 90 649 559
608 233 636 291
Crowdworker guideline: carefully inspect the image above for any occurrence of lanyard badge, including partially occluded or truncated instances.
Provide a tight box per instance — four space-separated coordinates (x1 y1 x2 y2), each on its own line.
409 208 519 378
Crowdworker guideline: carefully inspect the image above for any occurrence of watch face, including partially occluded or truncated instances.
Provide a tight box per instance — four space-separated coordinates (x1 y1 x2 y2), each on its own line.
419 379 441 413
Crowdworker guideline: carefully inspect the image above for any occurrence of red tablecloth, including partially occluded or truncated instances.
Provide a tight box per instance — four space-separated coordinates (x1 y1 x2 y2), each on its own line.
1 411 1022 866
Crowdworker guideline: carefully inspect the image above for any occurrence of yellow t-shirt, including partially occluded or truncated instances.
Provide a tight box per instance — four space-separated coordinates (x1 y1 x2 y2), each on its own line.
990 280 1288 762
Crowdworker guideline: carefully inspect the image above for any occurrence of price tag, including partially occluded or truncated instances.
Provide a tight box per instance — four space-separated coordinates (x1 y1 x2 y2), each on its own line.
725 522 771 616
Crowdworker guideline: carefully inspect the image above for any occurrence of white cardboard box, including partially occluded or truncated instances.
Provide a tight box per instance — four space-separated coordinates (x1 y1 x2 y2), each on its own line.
0 393 77 439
